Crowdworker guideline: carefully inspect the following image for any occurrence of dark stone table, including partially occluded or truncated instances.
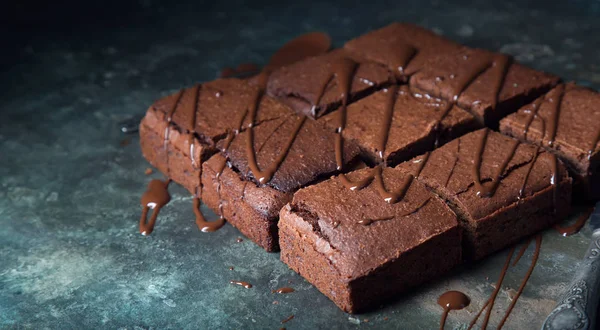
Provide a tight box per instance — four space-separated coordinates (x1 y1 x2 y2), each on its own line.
1 1 599 328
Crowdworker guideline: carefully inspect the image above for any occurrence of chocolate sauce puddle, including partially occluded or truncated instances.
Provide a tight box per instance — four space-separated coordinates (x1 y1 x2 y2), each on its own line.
554 206 595 237
438 290 470 330
272 287 295 294
139 179 172 235
229 280 253 288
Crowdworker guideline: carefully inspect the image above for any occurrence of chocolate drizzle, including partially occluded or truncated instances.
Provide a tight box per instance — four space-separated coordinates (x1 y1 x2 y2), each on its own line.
281 314 294 324
554 206 594 237
467 235 542 329
139 179 172 235
188 32 332 232
437 290 470 330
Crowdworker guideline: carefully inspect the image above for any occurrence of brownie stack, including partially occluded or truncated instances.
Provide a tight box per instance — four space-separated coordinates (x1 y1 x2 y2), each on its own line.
140 23 600 313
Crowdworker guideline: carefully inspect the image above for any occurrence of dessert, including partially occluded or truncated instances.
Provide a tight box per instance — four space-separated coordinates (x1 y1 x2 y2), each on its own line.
202 113 361 251
279 167 462 313
396 129 572 259
318 85 480 165
266 49 393 118
139 78 291 193
500 83 600 199
409 47 560 127
343 22 461 80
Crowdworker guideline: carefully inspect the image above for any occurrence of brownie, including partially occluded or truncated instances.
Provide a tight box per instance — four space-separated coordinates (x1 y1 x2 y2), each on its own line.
397 128 572 260
500 83 600 200
409 47 560 127
279 167 462 313
140 78 293 193
201 113 361 251
319 85 481 165
266 49 393 118
343 22 461 80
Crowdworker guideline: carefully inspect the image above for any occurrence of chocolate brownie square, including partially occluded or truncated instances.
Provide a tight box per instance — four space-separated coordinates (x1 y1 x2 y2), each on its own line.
344 22 461 80
319 85 481 165
279 167 462 313
409 47 560 127
201 113 361 251
140 78 293 193
266 49 393 118
500 83 600 200
397 129 572 260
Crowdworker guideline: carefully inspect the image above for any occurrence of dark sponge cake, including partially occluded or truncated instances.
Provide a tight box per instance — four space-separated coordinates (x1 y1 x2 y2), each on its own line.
140 78 293 193
500 83 600 200
397 129 572 260
409 47 560 127
343 22 461 80
279 167 462 313
201 114 361 251
266 49 393 118
319 85 481 166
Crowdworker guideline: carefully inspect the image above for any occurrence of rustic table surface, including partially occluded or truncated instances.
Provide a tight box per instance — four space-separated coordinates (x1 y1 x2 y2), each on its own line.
1 0 599 328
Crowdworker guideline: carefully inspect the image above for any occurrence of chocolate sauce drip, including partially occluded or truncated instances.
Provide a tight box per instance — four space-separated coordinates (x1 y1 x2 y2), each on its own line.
545 84 565 147
438 290 470 330
281 314 294 324
236 237 244 243
518 147 540 200
139 179 171 235
229 280 253 288
187 84 201 168
272 287 295 294
193 197 225 232
554 206 595 237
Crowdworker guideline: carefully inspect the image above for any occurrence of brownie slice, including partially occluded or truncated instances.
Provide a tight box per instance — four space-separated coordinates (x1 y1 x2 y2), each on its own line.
140 78 292 193
409 47 560 127
397 129 572 260
201 114 361 251
279 167 462 313
266 49 393 118
500 83 600 200
343 22 461 80
319 85 481 166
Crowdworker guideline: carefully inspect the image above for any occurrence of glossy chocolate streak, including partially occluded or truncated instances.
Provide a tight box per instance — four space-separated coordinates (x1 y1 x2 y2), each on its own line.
555 206 595 237
139 179 171 235
281 314 295 324
193 197 225 232
472 130 520 198
468 235 542 329
497 235 542 329
468 246 515 330
438 290 470 330
272 287 295 294
187 84 201 168
545 84 565 147
229 280 253 288
390 43 418 76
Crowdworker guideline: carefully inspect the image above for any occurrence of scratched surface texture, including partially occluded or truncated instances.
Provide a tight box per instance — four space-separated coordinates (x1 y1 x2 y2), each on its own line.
1 0 599 329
